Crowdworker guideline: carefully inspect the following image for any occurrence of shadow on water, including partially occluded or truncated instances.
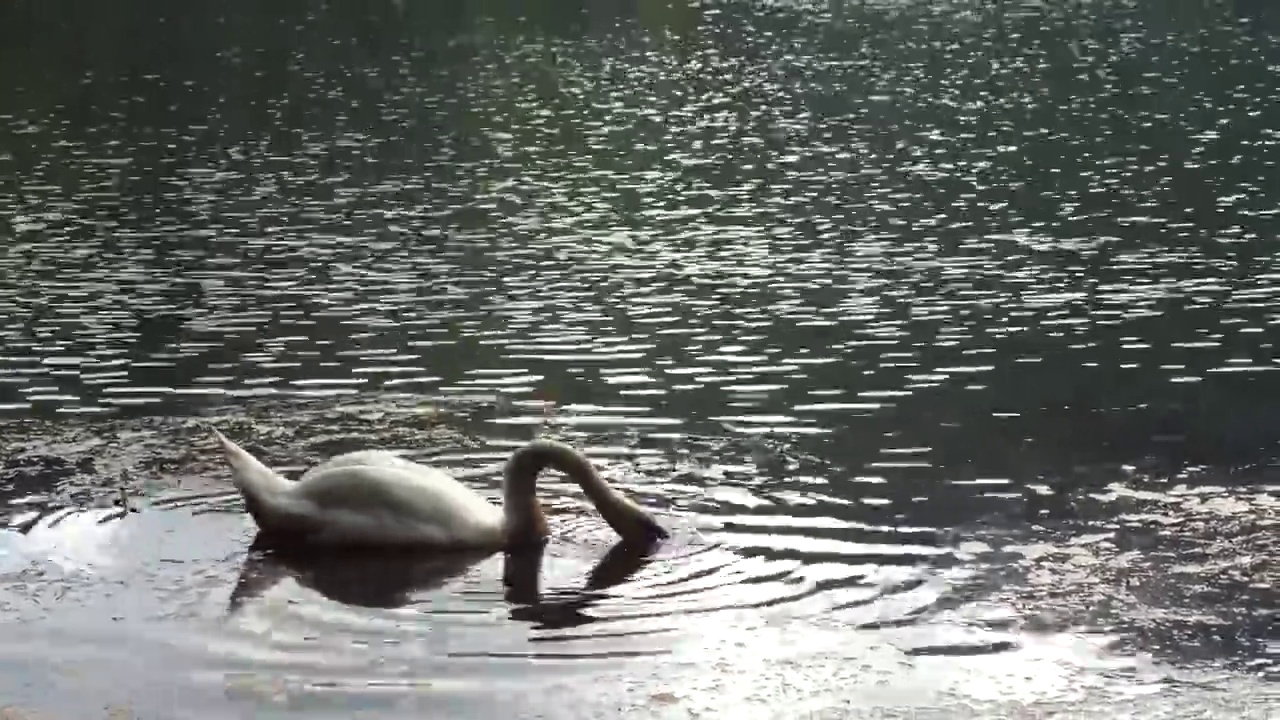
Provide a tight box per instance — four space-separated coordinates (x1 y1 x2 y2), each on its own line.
227 544 495 613
229 533 663 626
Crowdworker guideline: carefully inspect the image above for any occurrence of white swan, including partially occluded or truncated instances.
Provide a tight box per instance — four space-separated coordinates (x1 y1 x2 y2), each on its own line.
211 428 668 549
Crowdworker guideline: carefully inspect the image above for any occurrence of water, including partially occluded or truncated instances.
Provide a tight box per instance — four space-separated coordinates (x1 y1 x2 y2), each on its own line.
1 0 1277 716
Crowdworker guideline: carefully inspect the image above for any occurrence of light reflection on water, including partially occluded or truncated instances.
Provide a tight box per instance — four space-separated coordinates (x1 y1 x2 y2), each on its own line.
0 405 1274 717
1 0 1278 716
0 491 1202 718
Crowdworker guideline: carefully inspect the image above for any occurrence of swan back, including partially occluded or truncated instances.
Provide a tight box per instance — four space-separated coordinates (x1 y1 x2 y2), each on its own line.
291 460 504 547
213 430 504 547
299 449 432 482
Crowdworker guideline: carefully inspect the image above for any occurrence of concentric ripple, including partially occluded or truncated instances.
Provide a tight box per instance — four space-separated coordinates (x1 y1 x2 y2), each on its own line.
2 408 1275 717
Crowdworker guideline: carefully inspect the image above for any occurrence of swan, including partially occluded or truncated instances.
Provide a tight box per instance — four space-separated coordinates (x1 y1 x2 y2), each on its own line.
210 428 668 549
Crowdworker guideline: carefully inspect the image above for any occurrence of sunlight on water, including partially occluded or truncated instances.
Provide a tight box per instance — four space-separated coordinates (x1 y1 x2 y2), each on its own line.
1 0 1278 716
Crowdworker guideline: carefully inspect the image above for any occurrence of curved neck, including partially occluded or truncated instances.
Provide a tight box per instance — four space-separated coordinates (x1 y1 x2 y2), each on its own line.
501 439 667 547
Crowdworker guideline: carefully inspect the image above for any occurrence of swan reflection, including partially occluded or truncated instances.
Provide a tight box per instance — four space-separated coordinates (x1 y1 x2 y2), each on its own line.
228 534 662 628
502 539 660 630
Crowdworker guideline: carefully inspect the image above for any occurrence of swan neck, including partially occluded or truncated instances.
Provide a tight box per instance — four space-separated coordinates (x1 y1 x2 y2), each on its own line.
502 439 666 546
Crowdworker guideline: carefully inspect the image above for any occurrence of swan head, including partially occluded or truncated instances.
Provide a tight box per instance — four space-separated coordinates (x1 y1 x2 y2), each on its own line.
601 499 668 546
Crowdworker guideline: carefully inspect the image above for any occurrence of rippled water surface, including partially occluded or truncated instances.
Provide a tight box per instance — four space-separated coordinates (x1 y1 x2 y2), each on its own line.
1 0 1278 717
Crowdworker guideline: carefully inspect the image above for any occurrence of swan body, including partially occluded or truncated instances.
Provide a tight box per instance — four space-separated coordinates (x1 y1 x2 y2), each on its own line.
211 429 666 550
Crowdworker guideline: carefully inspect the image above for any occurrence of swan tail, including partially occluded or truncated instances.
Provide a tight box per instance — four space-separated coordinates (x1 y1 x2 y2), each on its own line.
209 426 292 526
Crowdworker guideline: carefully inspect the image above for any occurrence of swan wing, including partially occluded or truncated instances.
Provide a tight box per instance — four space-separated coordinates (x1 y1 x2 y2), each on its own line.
287 462 505 547
299 449 427 482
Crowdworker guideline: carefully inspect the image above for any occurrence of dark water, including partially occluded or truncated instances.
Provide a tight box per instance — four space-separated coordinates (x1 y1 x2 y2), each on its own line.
1 0 1277 716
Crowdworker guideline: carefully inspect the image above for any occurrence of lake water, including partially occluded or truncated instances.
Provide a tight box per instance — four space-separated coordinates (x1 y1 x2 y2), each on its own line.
1 0 1277 717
